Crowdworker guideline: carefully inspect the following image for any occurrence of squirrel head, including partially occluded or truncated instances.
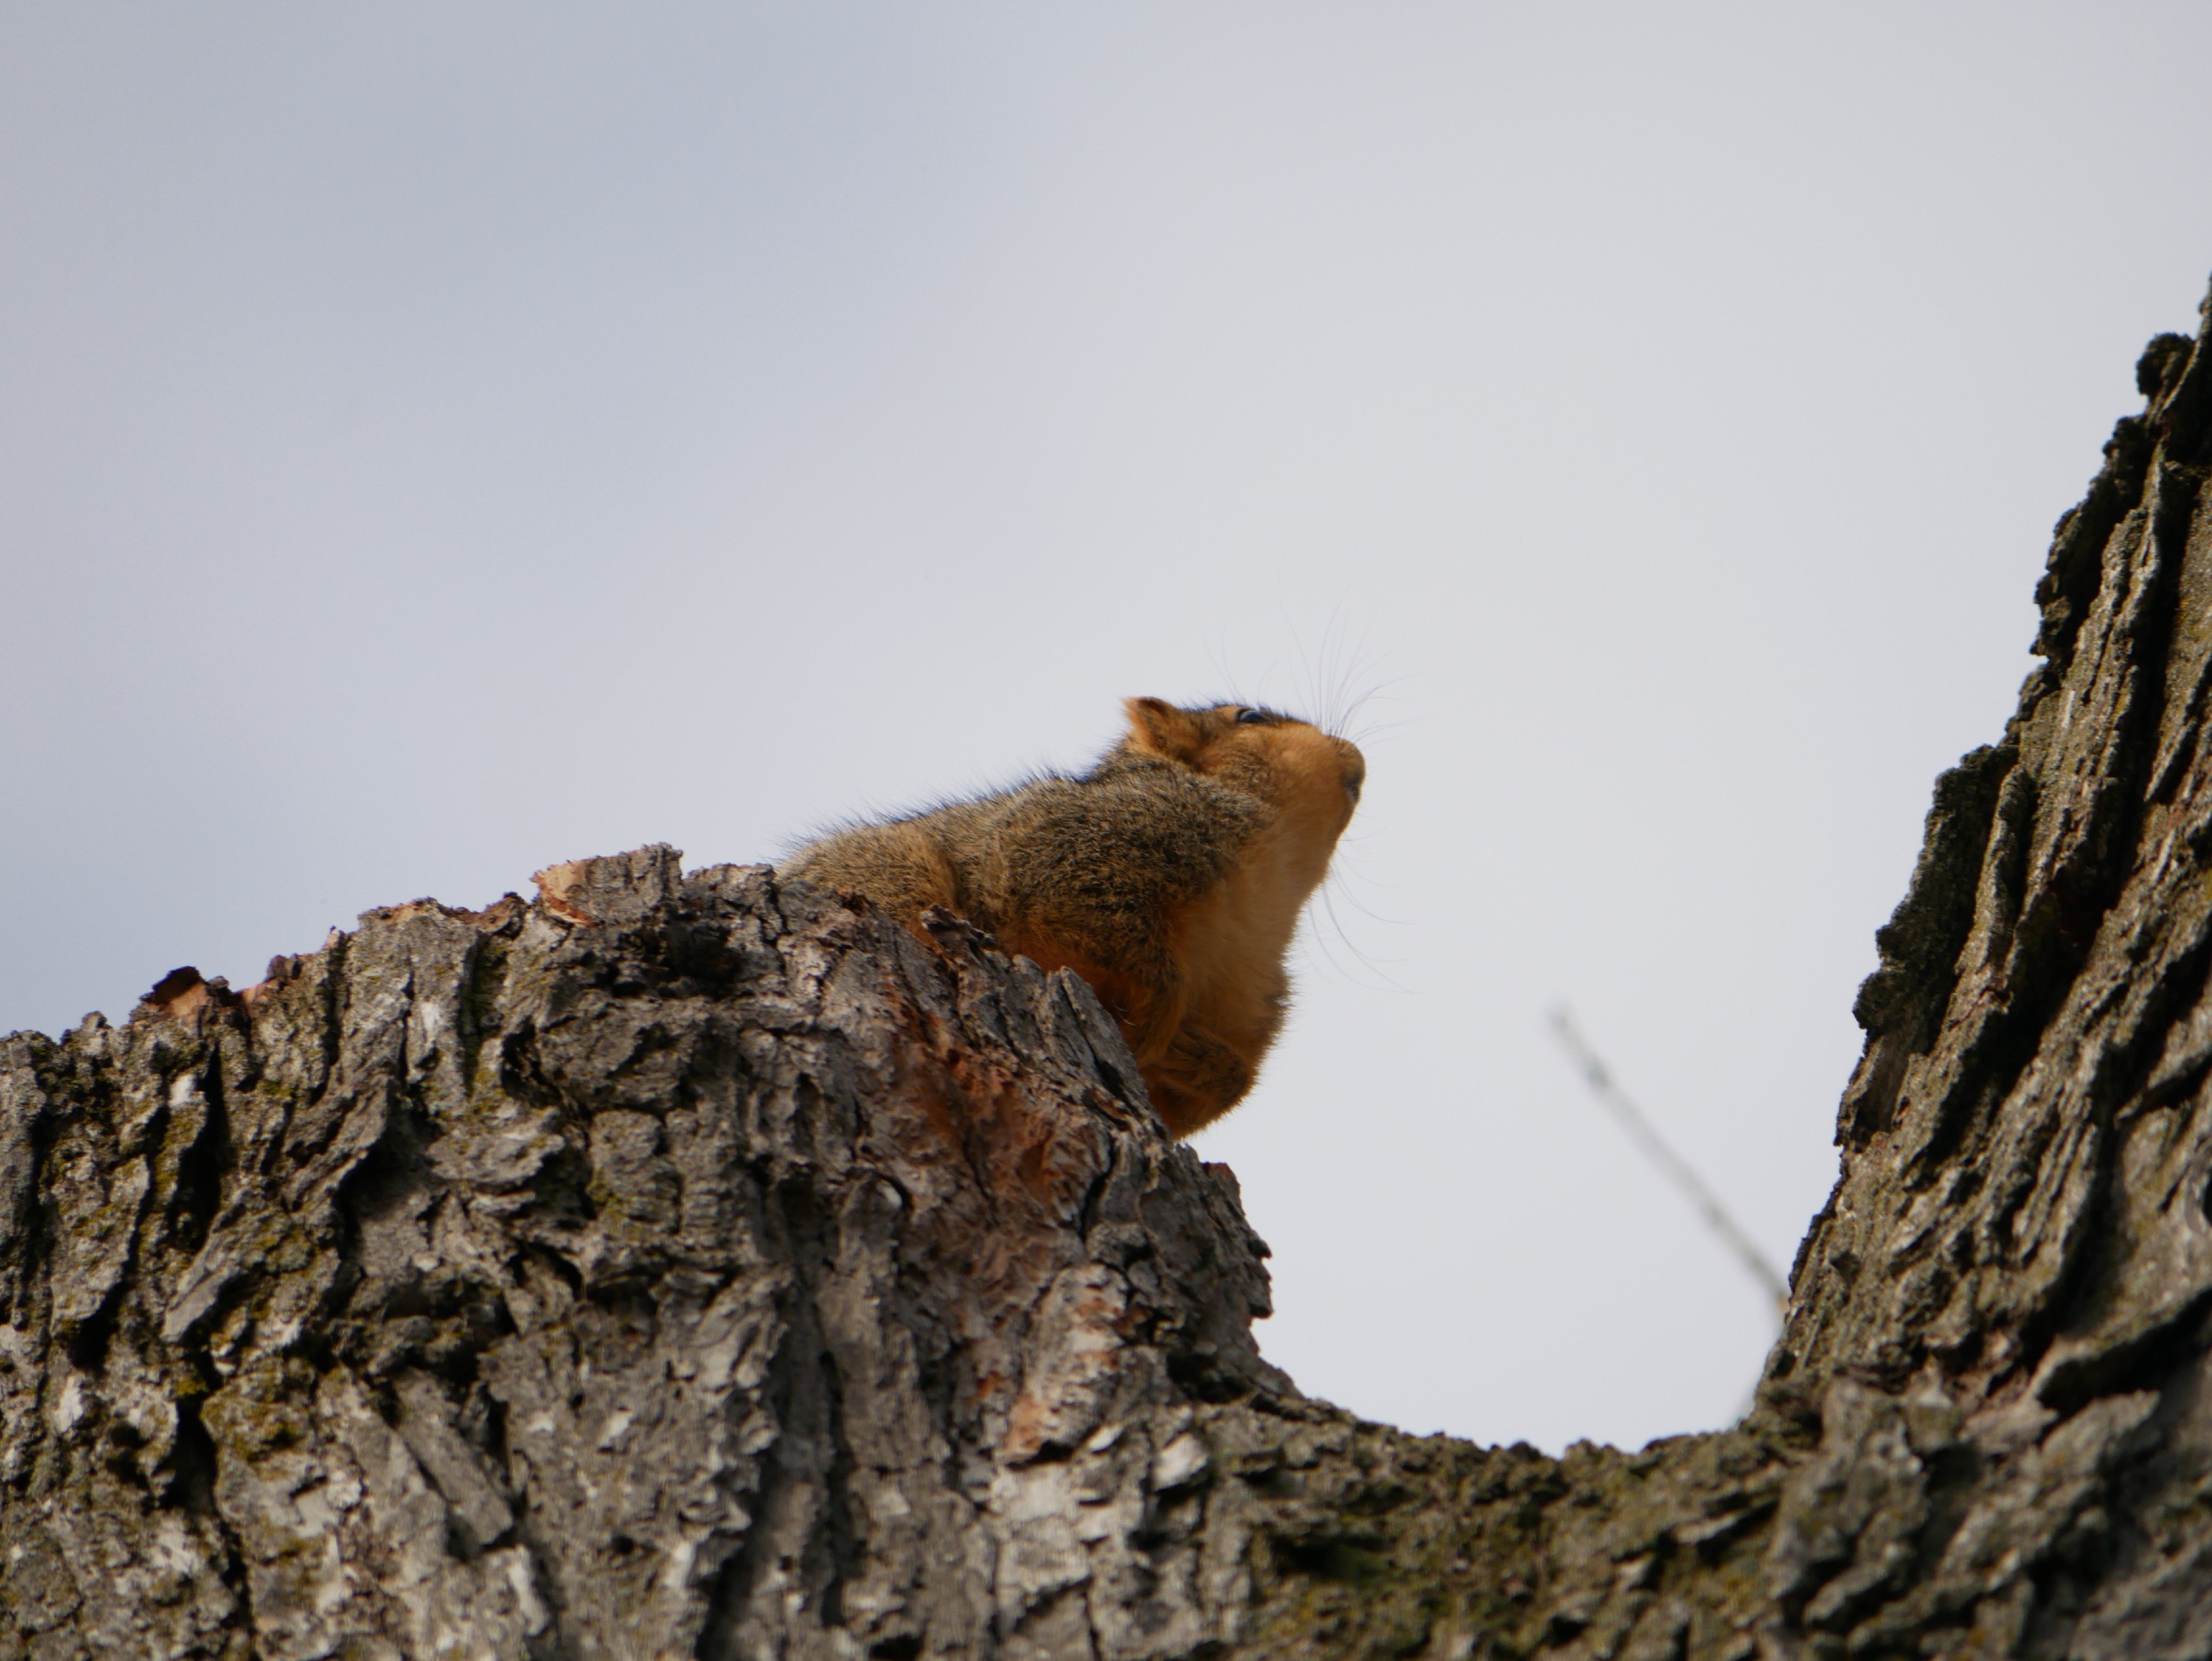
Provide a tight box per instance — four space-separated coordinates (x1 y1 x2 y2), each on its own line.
1120 697 1365 838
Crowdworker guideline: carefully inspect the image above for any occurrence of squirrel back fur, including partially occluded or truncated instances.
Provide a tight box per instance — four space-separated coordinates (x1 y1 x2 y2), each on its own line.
780 697 1365 1136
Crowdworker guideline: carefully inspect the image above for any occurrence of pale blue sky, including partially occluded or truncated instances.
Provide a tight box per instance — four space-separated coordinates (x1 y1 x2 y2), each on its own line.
6 3 2211 1451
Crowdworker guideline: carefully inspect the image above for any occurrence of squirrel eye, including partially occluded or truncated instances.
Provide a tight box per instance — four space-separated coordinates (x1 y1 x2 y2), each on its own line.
1234 707 1272 726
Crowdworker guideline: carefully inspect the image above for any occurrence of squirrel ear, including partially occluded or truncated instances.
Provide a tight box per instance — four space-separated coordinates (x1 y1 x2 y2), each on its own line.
1122 697 1209 765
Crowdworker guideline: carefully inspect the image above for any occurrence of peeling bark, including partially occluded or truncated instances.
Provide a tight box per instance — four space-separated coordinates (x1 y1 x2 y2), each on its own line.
15 289 2212 1657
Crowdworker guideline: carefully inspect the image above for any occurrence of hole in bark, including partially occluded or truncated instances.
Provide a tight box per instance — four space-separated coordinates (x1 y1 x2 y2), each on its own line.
1270 1533 1387 1583
168 1066 232 1255
64 1299 121 1373
1074 1164 1112 1242
584 1277 657 1314
1166 1350 1247 1404
163 1394 221 1516
868 1638 921 1660
477 1390 509 1472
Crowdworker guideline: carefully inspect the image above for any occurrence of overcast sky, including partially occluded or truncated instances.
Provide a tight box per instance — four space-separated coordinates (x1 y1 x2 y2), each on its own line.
6 3 2212 1454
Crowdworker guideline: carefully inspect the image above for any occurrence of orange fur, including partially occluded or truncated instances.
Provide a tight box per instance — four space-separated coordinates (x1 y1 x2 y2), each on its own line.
1134 706 1361 1132
781 698 1365 1136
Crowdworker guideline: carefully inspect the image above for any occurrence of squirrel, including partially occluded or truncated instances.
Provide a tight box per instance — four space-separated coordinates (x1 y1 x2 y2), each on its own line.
780 698 1365 1138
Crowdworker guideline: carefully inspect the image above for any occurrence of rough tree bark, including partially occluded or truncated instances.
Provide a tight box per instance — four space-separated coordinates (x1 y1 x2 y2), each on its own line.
12 291 2212 1661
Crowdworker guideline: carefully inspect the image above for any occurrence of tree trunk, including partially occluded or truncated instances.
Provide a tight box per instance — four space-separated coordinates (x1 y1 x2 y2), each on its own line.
10 295 2212 1661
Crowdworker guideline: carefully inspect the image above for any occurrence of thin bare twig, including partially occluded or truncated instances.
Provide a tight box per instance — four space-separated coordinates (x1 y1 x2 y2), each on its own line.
1547 1006 1789 1315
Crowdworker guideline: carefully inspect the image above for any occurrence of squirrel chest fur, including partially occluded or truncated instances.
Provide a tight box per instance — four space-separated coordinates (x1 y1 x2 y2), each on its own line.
780 697 1365 1137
